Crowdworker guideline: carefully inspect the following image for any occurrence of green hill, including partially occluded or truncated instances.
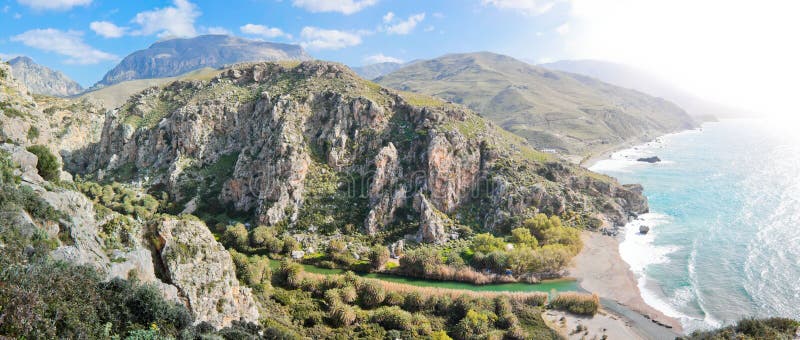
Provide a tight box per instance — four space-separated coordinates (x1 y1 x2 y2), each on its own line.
376 52 697 161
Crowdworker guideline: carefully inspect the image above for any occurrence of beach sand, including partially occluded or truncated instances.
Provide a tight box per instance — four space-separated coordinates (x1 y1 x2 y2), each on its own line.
543 309 643 340
569 231 683 338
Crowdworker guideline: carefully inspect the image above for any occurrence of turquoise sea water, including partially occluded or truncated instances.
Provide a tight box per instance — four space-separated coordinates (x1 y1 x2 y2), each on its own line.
591 119 800 331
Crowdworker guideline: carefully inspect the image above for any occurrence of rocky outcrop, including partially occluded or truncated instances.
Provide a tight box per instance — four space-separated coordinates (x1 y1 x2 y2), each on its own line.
152 218 260 328
77 61 649 244
8 56 84 97
414 193 452 243
637 156 661 163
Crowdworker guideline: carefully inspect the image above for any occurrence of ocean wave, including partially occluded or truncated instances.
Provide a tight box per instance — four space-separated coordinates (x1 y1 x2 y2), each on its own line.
618 213 715 330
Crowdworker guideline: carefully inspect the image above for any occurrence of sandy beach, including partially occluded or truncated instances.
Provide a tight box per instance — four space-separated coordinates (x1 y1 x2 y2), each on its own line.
569 231 683 338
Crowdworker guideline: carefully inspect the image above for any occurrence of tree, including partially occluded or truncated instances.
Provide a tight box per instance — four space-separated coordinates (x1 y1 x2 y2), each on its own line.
510 228 538 248
26 145 60 182
249 226 273 248
471 233 505 254
368 245 390 271
222 224 248 250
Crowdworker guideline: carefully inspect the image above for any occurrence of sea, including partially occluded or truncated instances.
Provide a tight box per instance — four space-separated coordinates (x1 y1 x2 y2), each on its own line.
590 119 800 332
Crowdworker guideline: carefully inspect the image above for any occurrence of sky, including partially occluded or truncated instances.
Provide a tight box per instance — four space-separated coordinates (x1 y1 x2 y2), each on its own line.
1 0 799 116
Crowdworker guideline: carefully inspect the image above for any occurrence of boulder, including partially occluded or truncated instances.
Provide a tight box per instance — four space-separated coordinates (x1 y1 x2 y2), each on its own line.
639 225 650 234
637 156 661 163
153 217 260 328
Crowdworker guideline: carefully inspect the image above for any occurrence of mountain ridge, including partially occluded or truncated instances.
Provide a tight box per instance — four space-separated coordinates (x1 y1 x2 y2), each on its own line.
93 34 312 88
376 52 698 161
541 59 748 119
8 56 84 97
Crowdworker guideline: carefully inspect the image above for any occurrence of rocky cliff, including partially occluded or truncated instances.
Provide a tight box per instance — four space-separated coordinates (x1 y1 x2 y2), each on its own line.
0 60 104 163
77 61 647 244
0 144 259 328
8 56 84 97
94 35 312 88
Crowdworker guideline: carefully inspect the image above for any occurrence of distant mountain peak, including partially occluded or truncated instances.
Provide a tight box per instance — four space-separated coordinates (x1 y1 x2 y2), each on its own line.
8 56 84 97
94 34 313 88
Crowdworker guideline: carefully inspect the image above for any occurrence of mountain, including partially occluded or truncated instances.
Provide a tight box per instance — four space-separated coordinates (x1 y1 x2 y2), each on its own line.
7 56 83 97
80 67 220 109
541 60 748 119
376 52 697 161
74 61 646 243
0 59 104 156
352 61 405 80
93 35 312 88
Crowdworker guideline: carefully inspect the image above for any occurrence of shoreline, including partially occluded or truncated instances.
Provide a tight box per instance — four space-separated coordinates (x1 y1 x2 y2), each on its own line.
570 231 683 338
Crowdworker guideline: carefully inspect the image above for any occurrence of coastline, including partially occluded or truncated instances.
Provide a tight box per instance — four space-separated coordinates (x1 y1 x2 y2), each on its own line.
570 231 683 338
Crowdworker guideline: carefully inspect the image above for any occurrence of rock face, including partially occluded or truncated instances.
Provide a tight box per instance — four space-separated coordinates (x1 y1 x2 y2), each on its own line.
0 144 258 328
94 35 312 87
76 61 648 244
8 56 84 97
0 60 105 157
152 218 260 328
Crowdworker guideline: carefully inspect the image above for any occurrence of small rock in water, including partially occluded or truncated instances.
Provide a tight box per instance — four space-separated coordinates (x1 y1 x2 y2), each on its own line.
639 225 650 234
637 156 661 163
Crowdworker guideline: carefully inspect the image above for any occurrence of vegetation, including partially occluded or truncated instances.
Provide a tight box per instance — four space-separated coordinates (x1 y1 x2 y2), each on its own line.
680 318 800 340
394 214 582 283
26 145 60 182
78 181 162 220
548 292 600 316
27 125 39 141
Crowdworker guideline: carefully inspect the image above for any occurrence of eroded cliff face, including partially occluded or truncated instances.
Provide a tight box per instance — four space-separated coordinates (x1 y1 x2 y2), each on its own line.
152 218 260 328
1 144 260 328
77 61 647 244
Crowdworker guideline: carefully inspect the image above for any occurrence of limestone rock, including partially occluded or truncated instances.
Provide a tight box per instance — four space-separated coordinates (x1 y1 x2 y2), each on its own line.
414 193 451 244
152 217 260 328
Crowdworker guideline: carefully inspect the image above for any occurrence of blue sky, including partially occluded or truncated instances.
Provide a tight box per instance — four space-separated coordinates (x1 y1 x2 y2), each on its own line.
0 0 573 87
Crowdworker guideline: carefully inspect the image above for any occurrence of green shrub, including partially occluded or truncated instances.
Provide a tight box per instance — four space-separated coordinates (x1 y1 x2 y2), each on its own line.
276 260 304 288
26 145 60 182
368 245 390 270
371 306 413 330
384 291 405 306
27 126 40 141
549 292 599 316
222 223 248 250
328 301 357 326
454 309 497 340
471 233 506 253
358 279 386 308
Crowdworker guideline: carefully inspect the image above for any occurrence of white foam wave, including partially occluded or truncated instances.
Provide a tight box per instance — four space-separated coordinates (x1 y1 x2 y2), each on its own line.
618 213 714 329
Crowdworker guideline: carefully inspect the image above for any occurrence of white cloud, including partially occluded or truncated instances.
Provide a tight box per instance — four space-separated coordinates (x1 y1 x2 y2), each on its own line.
10 29 117 64
365 53 402 64
556 23 569 35
382 12 394 23
2 5 9 12
482 0 558 15
205 26 232 35
300 27 362 50
131 0 200 38
386 13 425 35
240 24 287 39
292 0 377 15
13 13 21 19
424 25 435 32
90 21 127 38
17 0 91 10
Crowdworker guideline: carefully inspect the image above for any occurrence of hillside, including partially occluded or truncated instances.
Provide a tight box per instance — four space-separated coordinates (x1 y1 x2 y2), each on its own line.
94 35 312 88
377 52 697 161
80 67 220 109
7 56 84 97
352 61 405 80
75 60 647 241
541 59 748 119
